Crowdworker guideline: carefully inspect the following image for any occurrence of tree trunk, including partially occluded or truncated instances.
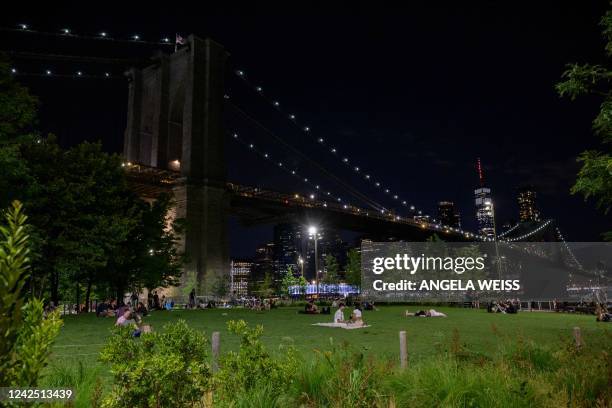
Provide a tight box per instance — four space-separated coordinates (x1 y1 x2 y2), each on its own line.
51 270 59 305
75 281 80 313
85 277 92 313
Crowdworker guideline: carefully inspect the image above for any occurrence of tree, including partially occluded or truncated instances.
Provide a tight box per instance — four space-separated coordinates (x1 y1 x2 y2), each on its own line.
280 266 298 297
557 7 612 240
0 56 38 144
0 201 62 387
323 254 339 285
345 248 361 288
257 272 274 298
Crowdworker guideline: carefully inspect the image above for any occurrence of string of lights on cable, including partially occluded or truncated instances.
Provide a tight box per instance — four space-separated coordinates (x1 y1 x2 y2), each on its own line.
9 67 121 79
232 70 434 213
229 129 477 237
225 99 388 214
555 227 583 270
229 130 350 208
231 68 476 234
2 24 177 46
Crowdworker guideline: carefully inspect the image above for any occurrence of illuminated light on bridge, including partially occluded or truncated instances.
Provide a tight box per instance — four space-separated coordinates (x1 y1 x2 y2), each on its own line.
365 174 370 179
77 71 82 76
236 70 245 76
318 138 324 143
132 34 140 40
342 157 348 162
304 126 310 131
100 32 107 37
249 144 254 148
46 70 52 75
354 166 360 171
273 101 280 106
289 114 295 119
162 37 170 43
375 182 380 187
104 72 110 77
62 28 71 34
256 86 263 92
233 133 238 138
19 23 28 30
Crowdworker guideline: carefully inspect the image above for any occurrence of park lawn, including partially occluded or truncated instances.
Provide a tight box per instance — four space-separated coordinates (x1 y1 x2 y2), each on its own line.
41 305 611 407
47 305 609 373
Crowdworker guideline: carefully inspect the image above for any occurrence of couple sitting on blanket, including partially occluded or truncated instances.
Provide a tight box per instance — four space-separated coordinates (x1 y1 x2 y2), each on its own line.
334 303 364 326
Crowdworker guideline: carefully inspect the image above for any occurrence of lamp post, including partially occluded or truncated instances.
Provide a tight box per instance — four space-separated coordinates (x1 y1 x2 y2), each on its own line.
298 256 304 277
308 226 319 296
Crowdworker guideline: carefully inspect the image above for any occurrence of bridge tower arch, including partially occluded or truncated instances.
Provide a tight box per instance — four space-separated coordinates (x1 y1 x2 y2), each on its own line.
124 35 229 296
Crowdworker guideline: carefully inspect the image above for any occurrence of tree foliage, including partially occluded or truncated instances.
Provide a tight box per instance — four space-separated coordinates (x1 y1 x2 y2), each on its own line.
0 201 62 387
323 254 339 284
0 56 38 143
345 248 361 288
100 320 211 407
557 6 612 239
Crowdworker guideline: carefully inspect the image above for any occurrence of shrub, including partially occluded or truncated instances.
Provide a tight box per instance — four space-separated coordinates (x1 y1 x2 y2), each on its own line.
0 201 62 387
214 320 298 404
99 320 212 407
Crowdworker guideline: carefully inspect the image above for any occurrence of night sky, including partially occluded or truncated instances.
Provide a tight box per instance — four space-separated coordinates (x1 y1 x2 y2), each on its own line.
3 2 611 258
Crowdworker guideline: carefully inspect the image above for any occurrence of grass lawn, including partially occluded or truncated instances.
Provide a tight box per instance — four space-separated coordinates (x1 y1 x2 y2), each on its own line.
41 305 611 407
48 305 609 373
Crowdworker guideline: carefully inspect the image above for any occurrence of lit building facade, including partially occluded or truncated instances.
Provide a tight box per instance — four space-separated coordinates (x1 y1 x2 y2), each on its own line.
517 186 540 222
230 260 252 297
474 158 495 238
437 201 461 228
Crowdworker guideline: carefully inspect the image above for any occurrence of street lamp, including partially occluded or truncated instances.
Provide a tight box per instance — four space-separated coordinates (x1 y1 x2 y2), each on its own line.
298 256 304 276
308 226 319 296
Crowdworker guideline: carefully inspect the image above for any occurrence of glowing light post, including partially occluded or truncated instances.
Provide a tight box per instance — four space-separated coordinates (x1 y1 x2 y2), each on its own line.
308 226 319 296
298 256 305 277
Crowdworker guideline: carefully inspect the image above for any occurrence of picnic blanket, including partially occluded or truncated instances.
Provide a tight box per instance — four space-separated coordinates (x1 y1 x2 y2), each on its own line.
312 322 371 330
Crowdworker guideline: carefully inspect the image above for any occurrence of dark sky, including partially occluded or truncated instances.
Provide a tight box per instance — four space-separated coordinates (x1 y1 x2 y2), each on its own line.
3 1 611 257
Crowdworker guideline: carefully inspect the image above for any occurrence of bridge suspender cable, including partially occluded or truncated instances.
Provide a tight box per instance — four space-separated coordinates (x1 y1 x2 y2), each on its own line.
232 68 421 216
229 130 349 206
226 101 388 213
0 25 175 46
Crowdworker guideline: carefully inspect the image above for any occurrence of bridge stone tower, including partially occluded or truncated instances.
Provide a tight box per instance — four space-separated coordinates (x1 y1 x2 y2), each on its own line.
124 35 229 296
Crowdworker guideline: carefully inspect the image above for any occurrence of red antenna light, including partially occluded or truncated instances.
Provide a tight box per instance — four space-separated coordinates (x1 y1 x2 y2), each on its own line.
476 157 485 187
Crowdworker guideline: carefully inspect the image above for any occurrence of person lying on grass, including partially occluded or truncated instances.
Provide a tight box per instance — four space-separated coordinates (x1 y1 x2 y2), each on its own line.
405 309 447 317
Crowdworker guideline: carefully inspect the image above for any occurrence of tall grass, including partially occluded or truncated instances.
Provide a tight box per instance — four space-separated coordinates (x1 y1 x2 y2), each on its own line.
41 360 104 408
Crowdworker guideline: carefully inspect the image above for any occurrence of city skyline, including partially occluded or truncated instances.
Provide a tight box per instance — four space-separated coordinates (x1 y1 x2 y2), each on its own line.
2 2 611 262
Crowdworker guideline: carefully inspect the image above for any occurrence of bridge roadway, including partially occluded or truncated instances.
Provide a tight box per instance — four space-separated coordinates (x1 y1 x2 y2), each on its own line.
124 163 474 241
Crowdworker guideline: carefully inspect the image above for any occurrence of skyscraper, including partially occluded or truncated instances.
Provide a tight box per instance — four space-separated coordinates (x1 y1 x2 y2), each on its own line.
273 223 302 277
230 260 252 297
517 186 540 222
437 201 461 228
474 158 495 238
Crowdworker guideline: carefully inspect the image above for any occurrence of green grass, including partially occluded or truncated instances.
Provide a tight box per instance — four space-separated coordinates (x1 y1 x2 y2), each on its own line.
47 305 608 373
40 306 611 407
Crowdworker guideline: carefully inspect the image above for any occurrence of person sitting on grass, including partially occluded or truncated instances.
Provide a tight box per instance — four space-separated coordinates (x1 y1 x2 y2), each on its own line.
334 303 347 323
349 303 364 325
116 309 135 327
305 300 319 314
